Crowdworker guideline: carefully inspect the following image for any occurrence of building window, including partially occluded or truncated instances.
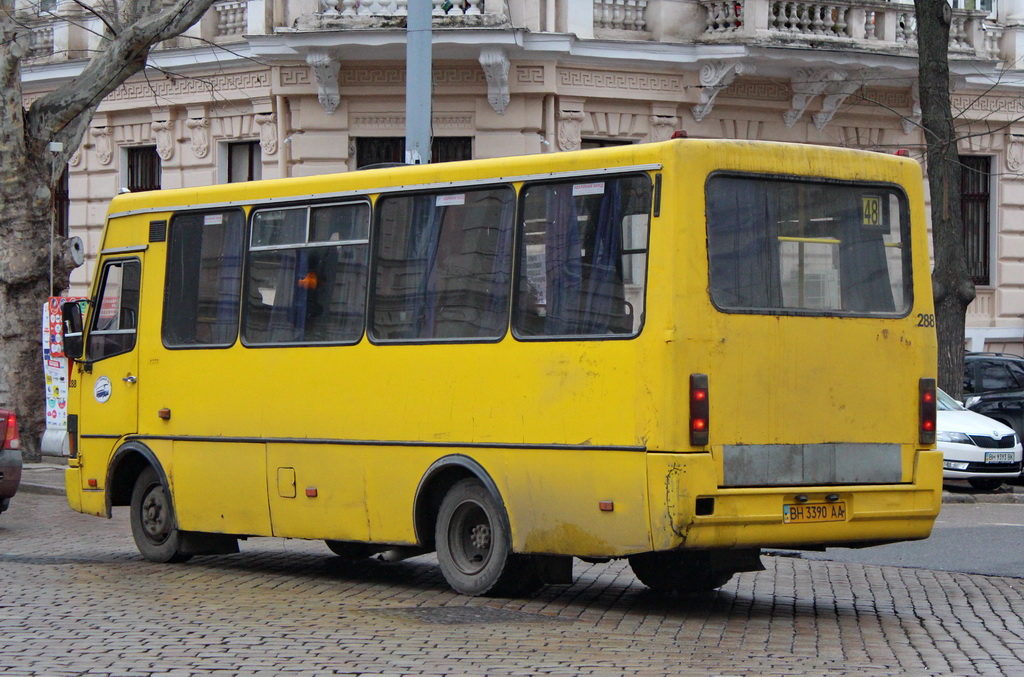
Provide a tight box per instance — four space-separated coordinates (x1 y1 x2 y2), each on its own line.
227 141 262 183
961 155 991 287
356 137 472 168
581 139 634 150
53 166 69 238
126 146 161 193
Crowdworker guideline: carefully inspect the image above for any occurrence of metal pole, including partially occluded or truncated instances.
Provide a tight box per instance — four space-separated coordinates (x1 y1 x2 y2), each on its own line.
405 0 432 164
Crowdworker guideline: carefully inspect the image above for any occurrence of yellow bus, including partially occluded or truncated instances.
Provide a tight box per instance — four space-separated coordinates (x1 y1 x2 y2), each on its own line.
59 138 941 596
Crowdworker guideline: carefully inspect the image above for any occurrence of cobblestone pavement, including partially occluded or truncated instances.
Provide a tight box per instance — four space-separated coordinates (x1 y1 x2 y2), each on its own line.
3 489 1024 676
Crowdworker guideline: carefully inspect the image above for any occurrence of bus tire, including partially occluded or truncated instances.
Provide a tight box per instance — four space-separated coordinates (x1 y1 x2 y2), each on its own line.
628 551 733 595
435 478 537 597
129 466 191 563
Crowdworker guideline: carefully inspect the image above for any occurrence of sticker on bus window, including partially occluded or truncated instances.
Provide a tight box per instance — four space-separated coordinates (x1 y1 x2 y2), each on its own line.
436 194 465 207
573 182 605 197
861 196 883 228
204 213 224 226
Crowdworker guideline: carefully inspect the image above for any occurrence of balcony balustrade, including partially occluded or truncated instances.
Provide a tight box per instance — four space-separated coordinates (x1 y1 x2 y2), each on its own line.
14 0 1006 64
321 0 486 15
696 0 990 56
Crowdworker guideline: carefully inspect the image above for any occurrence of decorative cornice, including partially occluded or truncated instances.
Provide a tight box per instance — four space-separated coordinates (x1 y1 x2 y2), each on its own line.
255 113 277 155
1006 134 1024 173
152 119 175 161
648 115 679 142
307 50 341 114
91 127 112 165
186 117 211 159
516 66 545 85
350 113 473 129
784 68 846 128
106 71 269 103
479 47 510 115
951 93 1024 114
557 109 585 152
692 61 751 123
558 69 683 93
812 76 862 131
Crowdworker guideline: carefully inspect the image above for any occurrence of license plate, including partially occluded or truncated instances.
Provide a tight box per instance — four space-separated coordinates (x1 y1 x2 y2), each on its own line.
783 502 847 524
985 452 1015 464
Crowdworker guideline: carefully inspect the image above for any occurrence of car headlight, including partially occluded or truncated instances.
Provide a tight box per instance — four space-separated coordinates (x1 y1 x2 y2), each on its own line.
936 431 974 444
943 460 971 470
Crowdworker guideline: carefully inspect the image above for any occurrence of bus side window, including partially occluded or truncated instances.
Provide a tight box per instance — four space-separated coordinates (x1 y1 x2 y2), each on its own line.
163 210 245 348
513 174 651 338
371 187 515 342
88 259 141 361
243 202 369 346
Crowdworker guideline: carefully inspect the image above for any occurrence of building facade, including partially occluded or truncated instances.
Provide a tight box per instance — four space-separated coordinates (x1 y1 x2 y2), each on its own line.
19 0 1024 350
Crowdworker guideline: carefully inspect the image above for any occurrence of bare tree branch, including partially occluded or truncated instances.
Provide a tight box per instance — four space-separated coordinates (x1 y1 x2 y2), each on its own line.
26 0 216 147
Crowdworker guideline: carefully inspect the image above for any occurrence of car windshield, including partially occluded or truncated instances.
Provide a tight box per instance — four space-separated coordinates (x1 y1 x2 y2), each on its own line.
937 388 965 412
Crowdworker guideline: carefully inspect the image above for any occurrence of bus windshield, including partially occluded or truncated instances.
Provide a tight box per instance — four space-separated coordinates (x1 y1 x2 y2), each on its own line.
706 175 911 316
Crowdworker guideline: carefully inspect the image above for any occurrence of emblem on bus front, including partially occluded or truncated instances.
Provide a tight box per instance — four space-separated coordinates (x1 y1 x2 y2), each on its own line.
94 377 112 404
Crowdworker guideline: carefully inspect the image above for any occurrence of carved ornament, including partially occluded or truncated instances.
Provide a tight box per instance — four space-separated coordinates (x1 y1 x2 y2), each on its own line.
479 47 510 115
692 61 751 123
307 50 341 114
186 118 210 158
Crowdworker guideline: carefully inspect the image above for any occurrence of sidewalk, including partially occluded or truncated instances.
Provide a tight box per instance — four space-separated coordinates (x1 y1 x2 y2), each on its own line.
19 460 68 496
19 459 1024 503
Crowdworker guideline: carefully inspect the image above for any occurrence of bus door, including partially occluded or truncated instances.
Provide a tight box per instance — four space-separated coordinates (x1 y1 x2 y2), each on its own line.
77 255 143 490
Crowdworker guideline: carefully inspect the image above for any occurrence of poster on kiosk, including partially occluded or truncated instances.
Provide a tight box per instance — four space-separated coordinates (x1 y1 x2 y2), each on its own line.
41 297 85 456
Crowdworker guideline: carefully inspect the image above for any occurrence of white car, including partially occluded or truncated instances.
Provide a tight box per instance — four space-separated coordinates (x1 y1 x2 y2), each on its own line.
938 388 1023 490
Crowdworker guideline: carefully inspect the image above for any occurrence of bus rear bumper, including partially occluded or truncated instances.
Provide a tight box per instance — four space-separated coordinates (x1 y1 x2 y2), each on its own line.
64 466 107 517
648 449 943 551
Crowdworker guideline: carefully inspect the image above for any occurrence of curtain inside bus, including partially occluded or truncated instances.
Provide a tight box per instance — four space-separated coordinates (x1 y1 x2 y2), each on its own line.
706 175 909 316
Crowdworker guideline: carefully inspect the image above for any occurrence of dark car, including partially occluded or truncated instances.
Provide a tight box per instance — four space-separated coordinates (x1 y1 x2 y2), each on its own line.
963 353 1024 443
964 352 1024 395
0 409 22 516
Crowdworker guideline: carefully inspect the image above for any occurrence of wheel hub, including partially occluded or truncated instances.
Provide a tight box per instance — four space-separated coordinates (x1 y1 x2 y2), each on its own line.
141 487 170 542
469 523 491 551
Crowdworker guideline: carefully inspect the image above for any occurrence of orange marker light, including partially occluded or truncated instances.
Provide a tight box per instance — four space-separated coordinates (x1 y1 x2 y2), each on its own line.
598 501 614 512
305 487 318 498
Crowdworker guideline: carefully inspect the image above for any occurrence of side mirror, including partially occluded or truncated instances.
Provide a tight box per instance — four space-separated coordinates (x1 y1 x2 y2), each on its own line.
61 301 85 360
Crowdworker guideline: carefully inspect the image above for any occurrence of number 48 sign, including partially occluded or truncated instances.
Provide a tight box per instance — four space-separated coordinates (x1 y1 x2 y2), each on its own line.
861 195 883 228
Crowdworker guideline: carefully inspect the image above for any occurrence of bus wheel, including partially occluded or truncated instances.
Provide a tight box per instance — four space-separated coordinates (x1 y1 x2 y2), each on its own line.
628 551 733 595
129 466 191 563
435 478 538 597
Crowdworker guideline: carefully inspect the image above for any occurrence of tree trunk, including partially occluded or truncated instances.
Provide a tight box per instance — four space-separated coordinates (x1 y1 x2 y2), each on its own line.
0 154 76 461
915 0 974 400
0 0 219 459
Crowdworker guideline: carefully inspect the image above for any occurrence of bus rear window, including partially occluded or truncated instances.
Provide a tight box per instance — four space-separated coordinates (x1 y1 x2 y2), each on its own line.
706 175 911 316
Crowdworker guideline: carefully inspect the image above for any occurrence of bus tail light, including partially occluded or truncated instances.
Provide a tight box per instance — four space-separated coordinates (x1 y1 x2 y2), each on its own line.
1 410 20 451
919 377 936 445
690 374 709 446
